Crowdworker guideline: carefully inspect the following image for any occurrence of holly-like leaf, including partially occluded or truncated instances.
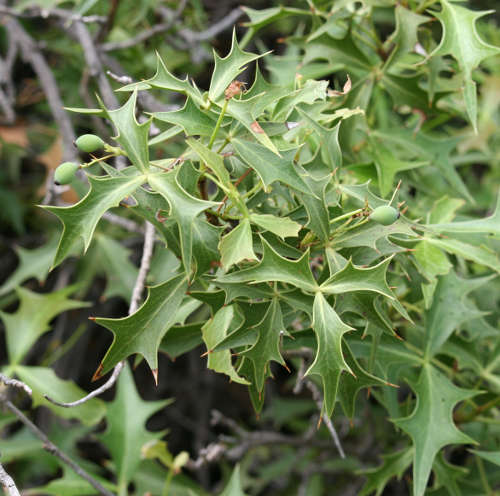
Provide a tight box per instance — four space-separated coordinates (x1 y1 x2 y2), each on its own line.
249 213 301 239
201 305 250 385
0 235 58 296
0 286 89 364
424 270 493 359
320 257 395 299
432 452 468 496
219 218 257 270
431 1 500 130
217 237 317 292
117 52 203 104
306 292 354 417
242 6 311 31
470 450 500 467
14 365 106 426
241 299 286 393
209 30 267 102
99 364 170 493
428 194 500 236
392 364 478 496
94 273 188 378
186 138 231 188
148 171 219 276
101 91 151 173
232 138 312 195
43 174 144 268
384 6 430 70
358 446 413 496
153 98 218 137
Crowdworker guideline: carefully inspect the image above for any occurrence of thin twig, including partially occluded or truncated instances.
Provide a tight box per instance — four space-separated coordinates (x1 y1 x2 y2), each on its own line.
305 380 346 459
0 373 32 396
44 221 156 408
2 399 114 496
102 211 144 233
5 17 78 162
0 5 106 23
100 0 188 52
0 462 20 496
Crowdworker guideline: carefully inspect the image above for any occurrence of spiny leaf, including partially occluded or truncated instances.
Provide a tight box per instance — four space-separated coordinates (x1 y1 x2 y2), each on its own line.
424 270 493 359
320 257 395 299
306 292 354 417
392 364 478 496
241 299 287 393
186 138 231 188
249 213 301 239
209 30 268 102
43 174 144 268
219 464 248 496
148 171 219 276
431 1 500 130
219 218 257 270
153 98 218 137
217 237 317 292
94 273 188 377
99 364 170 492
101 91 151 173
201 305 250 385
1 286 89 364
232 138 312 194
14 365 106 426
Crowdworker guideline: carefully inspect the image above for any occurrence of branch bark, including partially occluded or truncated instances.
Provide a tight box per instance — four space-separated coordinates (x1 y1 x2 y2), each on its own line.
0 462 20 496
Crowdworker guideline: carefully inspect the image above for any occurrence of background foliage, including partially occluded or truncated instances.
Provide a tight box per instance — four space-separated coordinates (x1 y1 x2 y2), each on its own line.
0 0 499 495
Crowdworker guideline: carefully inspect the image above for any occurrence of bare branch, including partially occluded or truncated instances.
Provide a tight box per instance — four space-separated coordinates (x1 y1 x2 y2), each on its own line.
0 462 20 496
0 373 32 396
305 380 345 459
5 17 78 162
102 211 144 233
44 221 156 408
100 0 188 52
0 5 106 23
2 399 114 496
178 8 244 43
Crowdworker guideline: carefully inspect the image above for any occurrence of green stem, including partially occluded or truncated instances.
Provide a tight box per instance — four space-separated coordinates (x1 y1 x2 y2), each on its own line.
162 469 174 496
239 27 256 50
329 208 364 224
208 98 229 150
476 455 493 496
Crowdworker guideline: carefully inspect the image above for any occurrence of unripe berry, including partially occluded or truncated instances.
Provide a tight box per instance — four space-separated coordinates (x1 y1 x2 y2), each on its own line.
75 134 105 153
370 205 400 226
54 162 79 185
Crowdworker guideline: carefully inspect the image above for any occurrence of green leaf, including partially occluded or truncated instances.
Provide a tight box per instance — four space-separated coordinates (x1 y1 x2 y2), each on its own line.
117 52 203 105
427 194 500 236
0 235 58 296
413 241 452 282
94 234 138 302
101 90 151 173
242 6 311 31
217 237 317 292
320 257 395 299
306 292 354 417
424 270 492 359
249 213 301 239
99 364 170 492
431 1 500 130
358 446 413 496
219 218 257 270
43 174 144 268
384 6 430 69
470 450 500 467
338 342 391 418
209 30 267 102
232 138 312 195
201 305 250 385
14 365 106 426
148 171 219 276
241 299 286 393
392 364 477 496
160 322 203 359
95 273 188 377
1 286 89 364
219 464 248 496
186 138 231 187
153 98 218 137
432 452 468 496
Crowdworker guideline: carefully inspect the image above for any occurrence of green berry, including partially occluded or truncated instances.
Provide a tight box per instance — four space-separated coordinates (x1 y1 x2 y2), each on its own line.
370 205 400 226
54 162 79 185
75 134 105 153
